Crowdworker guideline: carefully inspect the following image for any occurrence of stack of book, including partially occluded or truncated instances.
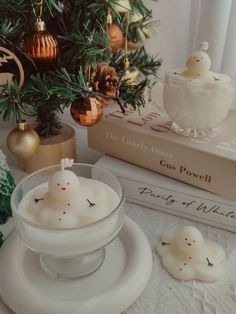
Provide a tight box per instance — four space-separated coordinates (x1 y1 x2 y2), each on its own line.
88 104 236 232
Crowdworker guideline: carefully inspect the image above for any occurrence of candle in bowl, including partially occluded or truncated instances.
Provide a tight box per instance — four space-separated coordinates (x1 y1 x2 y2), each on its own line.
163 42 235 137
11 159 125 278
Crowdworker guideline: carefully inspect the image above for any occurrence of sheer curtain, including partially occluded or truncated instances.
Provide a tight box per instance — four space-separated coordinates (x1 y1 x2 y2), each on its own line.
146 0 236 108
190 0 234 75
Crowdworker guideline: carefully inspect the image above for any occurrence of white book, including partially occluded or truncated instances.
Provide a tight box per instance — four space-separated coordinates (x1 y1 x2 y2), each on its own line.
95 156 236 232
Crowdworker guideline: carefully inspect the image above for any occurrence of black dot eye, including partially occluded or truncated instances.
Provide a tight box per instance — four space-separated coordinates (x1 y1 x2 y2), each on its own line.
185 238 187 241
193 240 195 243
57 183 60 186
67 182 70 185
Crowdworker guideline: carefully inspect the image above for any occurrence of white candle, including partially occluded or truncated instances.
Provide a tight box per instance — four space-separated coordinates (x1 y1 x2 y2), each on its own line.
156 226 225 282
20 178 119 228
163 42 235 130
16 160 122 257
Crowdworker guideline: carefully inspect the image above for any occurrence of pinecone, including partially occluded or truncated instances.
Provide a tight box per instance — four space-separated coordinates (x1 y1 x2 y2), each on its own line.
90 63 119 104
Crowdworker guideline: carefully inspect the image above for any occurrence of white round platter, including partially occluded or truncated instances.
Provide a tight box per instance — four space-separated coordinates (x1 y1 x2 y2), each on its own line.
0 216 152 314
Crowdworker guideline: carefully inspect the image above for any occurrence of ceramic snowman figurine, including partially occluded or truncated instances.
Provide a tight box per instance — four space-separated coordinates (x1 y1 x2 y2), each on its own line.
156 226 225 282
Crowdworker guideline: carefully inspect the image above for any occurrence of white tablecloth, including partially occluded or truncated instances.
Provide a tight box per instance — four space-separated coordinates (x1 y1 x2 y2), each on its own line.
0 119 236 314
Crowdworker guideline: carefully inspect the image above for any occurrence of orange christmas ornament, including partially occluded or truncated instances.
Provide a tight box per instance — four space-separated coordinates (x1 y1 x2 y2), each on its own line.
70 97 103 126
108 24 124 54
22 21 59 64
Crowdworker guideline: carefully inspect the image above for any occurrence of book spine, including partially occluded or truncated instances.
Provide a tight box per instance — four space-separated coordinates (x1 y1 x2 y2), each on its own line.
103 169 236 232
88 120 236 201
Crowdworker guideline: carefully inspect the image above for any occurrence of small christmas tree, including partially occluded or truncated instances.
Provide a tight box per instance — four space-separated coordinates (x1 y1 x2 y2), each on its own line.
0 0 161 138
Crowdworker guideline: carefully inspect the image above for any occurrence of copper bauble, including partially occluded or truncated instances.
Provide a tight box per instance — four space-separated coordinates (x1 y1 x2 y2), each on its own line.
107 24 124 53
70 97 103 126
22 21 59 63
7 121 40 158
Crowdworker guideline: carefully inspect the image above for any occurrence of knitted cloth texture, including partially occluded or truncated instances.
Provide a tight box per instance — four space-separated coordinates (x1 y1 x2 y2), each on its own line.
0 150 15 246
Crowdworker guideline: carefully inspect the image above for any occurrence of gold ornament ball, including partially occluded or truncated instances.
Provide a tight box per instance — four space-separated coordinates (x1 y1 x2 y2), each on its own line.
108 24 124 53
22 21 59 63
7 121 40 158
70 97 103 126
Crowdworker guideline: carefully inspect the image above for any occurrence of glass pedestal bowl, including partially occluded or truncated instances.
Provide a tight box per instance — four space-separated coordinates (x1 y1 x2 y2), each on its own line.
163 74 235 137
11 163 125 279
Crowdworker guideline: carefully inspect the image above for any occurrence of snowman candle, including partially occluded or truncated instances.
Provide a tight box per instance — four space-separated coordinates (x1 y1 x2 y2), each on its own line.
19 158 120 229
12 161 124 278
156 226 225 282
182 42 212 79
163 41 235 137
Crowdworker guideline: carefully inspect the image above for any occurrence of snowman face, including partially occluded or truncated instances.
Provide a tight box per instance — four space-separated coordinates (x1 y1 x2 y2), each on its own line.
176 226 204 253
49 170 80 201
187 51 211 74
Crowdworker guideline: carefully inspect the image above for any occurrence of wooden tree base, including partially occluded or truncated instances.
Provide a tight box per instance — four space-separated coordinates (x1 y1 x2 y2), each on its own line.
18 123 76 173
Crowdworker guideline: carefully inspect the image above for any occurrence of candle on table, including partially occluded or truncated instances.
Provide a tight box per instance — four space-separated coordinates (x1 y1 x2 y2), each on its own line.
156 226 225 282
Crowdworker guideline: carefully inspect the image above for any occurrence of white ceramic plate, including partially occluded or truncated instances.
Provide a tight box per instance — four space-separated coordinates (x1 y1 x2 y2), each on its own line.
0 217 152 314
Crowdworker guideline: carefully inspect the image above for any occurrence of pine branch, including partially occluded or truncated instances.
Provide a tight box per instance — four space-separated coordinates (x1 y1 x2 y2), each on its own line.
0 83 35 122
0 0 162 138
0 18 21 37
58 22 111 71
129 48 162 76
130 0 151 15
118 79 148 109
44 0 63 15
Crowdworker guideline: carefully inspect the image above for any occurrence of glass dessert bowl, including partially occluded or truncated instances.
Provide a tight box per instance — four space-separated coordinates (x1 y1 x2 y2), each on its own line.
11 163 125 279
163 42 235 137
164 74 235 137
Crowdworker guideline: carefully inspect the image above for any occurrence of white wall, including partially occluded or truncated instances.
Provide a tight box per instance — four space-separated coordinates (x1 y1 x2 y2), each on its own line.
145 0 233 75
145 0 192 76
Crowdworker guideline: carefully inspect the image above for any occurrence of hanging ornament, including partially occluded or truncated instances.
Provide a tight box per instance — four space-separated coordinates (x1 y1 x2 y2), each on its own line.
106 11 124 53
108 24 124 54
121 14 139 86
23 0 58 64
122 58 139 86
111 0 131 13
22 20 59 64
70 97 103 126
90 63 119 106
0 46 25 94
7 121 40 158
127 11 150 50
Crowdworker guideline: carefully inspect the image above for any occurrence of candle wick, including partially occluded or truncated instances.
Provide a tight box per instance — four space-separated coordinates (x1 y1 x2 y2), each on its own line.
60 158 74 171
